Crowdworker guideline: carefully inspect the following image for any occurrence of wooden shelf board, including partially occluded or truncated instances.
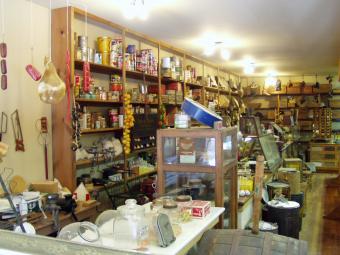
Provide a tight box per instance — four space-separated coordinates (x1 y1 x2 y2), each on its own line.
81 127 123 134
130 146 156 155
164 103 182 106
74 60 122 75
205 86 219 92
185 82 203 88
126 70 158 82
131 102 158 106
244 92 330 98
76 155 123 168
161 77 182 83
75 98 122 105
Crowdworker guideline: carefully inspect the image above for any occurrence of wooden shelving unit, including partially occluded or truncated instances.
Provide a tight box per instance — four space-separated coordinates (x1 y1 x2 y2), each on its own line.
52 7 240 191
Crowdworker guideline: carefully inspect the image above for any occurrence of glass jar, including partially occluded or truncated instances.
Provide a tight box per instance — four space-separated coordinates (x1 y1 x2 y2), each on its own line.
160 197 179 224
175 195 192 222
113 199 149 249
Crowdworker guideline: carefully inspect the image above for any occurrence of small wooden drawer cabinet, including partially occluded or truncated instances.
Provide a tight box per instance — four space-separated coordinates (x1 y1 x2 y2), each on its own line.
309 143 340 172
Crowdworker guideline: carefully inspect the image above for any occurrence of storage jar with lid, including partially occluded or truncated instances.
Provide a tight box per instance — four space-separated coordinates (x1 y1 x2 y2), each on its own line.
113 199 149 249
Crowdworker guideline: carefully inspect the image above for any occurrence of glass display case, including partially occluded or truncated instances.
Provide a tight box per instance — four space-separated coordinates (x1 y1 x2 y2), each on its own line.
157 127 238 228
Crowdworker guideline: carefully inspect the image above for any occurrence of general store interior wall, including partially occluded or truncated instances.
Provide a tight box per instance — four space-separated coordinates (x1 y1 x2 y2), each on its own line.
240 75 330 87
0 0 53 183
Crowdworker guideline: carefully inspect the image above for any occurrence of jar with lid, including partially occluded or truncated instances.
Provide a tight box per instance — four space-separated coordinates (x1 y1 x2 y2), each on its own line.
113 199 149 250
175 195 192 222
159 197 179 224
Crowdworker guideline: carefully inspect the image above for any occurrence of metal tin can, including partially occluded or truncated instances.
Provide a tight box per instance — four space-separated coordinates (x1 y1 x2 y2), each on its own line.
78 36 88 48
87 48 95 62
126 44 136 54
95 120 101 129
97 36 112 52
111 39 122 54
94 53 102 64
102 52 110 65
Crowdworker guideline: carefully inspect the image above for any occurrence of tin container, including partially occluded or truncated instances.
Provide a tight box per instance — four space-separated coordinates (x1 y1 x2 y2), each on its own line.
162 57 171 69
108 109 119 128
87 48 95 62
126 44 136 54
97 36 112 52
119 115 124 128
76 47 87 61
102 52 110 65
110 51 118 67
78 36 88 48
111 39 122 54
94 53 102 64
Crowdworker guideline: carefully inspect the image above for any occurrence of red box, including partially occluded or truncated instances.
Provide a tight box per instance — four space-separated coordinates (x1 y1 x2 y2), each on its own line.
190 200 211 218
167 82 182 91
148 84 166 95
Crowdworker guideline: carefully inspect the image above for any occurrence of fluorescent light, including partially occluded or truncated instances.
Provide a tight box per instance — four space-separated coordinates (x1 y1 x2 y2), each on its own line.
220 49 231 60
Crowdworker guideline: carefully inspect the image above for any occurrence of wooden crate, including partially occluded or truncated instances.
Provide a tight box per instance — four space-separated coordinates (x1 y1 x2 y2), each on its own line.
313 84 331 93
330 100 340 108
301 85 313 94
287 84 301 94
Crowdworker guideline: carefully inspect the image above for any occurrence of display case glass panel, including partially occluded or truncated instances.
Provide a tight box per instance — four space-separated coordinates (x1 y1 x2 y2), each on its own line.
162 137 216 166
164 172 216 201
223 131 237 167
223 170 232 228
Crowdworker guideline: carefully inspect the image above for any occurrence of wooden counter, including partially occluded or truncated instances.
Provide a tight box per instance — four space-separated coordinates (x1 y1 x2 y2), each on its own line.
34 201 99 236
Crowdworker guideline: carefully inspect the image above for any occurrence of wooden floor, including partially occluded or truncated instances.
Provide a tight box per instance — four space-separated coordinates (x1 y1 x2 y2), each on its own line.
300 173 340 255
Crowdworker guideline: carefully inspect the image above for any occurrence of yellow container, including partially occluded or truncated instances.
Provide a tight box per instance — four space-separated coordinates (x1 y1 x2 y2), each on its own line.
283 158 302 171
97 36 112 52
239 176 253 191
102 52 110 66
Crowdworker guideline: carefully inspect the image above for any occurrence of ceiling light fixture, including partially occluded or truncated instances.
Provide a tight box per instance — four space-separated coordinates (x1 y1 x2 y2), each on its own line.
220 49 231 60
243 57 255 75
203 41 231 60
122 0 148 20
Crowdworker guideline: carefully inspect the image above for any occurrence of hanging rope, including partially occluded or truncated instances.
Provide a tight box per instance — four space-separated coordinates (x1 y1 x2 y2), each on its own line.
0 0 5 42
49 0 52 60
29 0 34 64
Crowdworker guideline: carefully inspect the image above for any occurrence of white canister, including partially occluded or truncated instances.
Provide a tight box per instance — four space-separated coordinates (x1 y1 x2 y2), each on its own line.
162 57 171 69
119 115 124 128
175 113 190 128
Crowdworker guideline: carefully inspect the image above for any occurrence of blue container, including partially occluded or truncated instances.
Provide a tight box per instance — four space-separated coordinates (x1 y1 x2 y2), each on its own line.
181 98 222 127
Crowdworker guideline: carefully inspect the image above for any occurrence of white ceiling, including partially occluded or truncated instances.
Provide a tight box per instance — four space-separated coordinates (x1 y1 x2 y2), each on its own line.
35 0 340 77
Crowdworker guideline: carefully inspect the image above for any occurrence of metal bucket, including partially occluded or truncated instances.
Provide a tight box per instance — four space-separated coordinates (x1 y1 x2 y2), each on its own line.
267 181 290 200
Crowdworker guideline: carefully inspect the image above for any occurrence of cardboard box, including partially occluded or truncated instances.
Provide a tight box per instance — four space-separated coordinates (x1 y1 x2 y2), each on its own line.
190 200 211 218
179 137 195 164
30 181 58 193
283 158 302 171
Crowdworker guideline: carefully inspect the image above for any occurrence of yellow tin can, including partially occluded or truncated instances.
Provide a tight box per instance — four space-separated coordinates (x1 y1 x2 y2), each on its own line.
97 36 112 52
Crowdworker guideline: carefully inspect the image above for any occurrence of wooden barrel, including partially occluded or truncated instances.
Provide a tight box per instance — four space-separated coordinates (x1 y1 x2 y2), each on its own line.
196 229 308 255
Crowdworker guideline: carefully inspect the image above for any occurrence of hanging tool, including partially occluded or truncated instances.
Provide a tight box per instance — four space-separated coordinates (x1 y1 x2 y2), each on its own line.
0 112 7 141
37 117 49 180
11 110 25 151
0 173 26 233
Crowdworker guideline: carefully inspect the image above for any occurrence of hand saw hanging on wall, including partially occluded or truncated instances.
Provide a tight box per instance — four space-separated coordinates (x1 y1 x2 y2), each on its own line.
11 110 25 152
